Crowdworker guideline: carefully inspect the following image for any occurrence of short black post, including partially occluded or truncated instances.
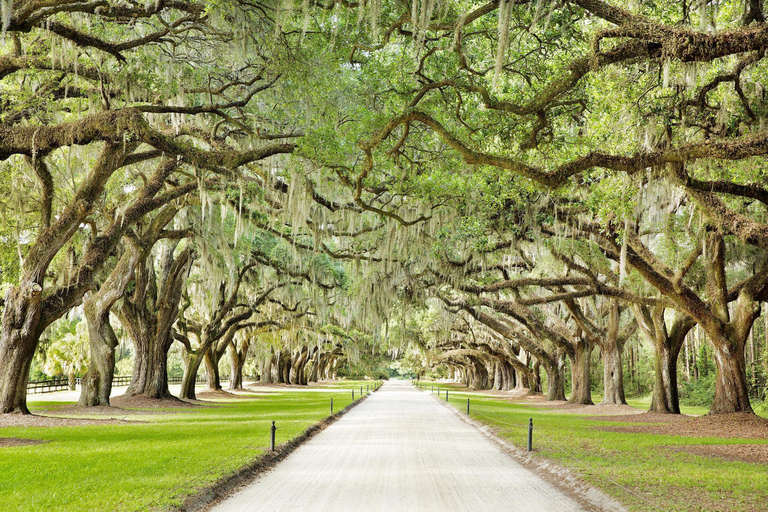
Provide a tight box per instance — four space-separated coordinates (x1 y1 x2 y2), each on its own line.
270 421 277 452
366 384 369 392
330 398 334 415
360 385 363 395
352 389 355 400
467 398 470 415
527 418 533 452
445 390 448 401
431 385 434 393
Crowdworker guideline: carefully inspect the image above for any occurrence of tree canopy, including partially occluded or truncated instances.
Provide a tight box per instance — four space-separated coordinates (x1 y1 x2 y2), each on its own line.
1 0 768 415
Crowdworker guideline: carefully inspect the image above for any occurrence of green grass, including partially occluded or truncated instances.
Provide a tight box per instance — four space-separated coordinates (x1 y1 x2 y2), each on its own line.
0 383 377 512
435 387 768 512
625 395 712 416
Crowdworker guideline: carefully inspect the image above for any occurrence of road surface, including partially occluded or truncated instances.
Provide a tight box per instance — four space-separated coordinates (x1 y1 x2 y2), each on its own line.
210 380 587 512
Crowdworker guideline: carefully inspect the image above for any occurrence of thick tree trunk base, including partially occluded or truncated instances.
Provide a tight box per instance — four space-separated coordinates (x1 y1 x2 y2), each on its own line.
649 342 680 414
545 364 566 401
568 343 593 405
710 343 753 414
600 343 627 406
0 286 44 415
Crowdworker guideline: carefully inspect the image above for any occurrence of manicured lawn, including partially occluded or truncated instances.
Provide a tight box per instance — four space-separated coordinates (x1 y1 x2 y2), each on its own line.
0 383 375 512
428 385 768 512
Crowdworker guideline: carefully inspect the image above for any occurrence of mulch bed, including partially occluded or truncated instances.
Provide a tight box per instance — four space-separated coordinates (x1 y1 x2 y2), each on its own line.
111 395 208 409
33 403 174 417
553 403 646 416
0 414 135 428
669 443 768 464
195 389 253 400
594 412 768 439
590 412 692 423
0 437 48 447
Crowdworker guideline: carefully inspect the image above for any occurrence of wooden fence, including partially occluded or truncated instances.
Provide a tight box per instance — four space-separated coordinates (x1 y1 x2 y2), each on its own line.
27 378 70 394
28 373 230 394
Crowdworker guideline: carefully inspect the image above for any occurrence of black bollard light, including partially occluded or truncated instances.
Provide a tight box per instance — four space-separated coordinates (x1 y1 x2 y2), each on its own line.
270 421 277 451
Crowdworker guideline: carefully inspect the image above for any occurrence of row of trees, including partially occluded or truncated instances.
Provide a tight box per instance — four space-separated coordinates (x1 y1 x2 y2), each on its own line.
297 0 768 414
2 0 768 416
0 0 390 413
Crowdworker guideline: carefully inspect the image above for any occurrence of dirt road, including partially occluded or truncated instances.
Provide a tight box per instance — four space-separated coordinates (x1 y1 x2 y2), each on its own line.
209 380 588 512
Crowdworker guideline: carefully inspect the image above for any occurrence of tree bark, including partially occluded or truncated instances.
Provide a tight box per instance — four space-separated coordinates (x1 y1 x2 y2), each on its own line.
79 237 149 406
229 338 248 389
528 360 541 393
277 348 291 384
124 322 173 399
601 338 626 405
568 340 593 404
229 349 244 389
118 245 193 399
650 338 680 413
204 348 222 390
178 346 199 399
290 347 309 385
544 358 567 401
493 361 503 390
708 329 753 413
0 284 44 413
78 307 119 407
467 357 489 389
307 349 320 382
260 351 274 384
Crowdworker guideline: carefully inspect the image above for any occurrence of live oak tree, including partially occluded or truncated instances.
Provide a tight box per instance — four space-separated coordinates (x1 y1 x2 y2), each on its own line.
0 0 304 413
5 0 768 416
325 0 768 413
79 205 190 406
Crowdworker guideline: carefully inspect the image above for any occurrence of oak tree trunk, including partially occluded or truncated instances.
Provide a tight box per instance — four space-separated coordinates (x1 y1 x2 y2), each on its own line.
0 285 43 413
204 349 222 390
709 334 753 413
79 306 118 406
569 341 593 405
179 350 203 400
229 345 245 389
260 354 274 384
127 329 173 399
601 340 627 405
649 337 680 413
545 360 567 401
307 349 320 382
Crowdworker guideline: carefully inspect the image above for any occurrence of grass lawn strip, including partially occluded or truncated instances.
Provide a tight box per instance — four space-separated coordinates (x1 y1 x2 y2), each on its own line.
0 380 375 512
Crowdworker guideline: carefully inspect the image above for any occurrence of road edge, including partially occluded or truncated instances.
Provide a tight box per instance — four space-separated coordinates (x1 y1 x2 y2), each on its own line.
175 384 381 512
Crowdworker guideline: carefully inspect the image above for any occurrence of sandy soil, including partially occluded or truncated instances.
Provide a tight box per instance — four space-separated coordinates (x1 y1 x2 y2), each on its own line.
668 443 768 464
594 412 768 439
547 404 646 416
0 413 134 428
195 389 253 400
208 381 594 512
110 395 207 409
0 437 47 447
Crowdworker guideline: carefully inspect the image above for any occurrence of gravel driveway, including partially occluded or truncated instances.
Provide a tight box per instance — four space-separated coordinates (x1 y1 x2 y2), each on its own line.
209 380 587 512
